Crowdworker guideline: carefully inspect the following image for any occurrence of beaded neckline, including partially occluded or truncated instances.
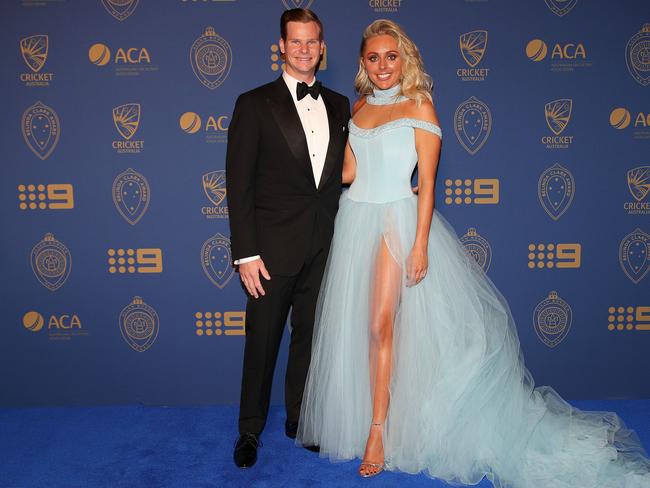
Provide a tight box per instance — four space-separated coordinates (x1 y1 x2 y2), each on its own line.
367 84 409 105
349 118 442 139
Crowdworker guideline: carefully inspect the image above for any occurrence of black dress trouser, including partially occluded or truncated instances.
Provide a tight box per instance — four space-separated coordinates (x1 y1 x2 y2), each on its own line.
238 233 327 435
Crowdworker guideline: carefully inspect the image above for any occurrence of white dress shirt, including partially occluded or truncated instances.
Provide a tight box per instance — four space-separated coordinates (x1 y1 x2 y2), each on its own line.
234 72 330 265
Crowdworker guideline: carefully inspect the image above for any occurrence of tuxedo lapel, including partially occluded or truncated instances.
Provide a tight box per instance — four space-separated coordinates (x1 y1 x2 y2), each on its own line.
318 92 344 191
267 77 316 187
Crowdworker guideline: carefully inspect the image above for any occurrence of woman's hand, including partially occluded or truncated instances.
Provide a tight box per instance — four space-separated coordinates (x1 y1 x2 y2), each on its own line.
406 244 428 287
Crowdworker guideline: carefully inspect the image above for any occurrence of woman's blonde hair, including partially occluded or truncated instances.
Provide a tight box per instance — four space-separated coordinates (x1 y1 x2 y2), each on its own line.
354 19 432 105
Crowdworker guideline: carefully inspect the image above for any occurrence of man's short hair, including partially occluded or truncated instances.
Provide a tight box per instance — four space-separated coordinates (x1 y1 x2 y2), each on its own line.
280 8 323 41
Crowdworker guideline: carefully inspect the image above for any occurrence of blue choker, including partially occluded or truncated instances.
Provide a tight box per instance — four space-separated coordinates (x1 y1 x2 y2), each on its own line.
367 84 409 105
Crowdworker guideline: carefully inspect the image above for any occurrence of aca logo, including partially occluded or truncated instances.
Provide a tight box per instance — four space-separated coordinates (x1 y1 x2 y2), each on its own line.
22 101 60 160
112 103 144 153
22 311 45 332
460 228 492 273
538 163 575 220
107 248 163 274
528 243 581 269
457 30 490 81
22 310 87 341
541 99 574 149
625 166 650 216
112 168 150 225
525 39 590 71
101 0 139 21
191 27 232 90
88 43 157 76
283 0 315 9
526 39 548 62
119 296 158 352
544 0 578 17
202 171 229 220
626 24 650 86
194 311 245 336
608 305 650 332
270 43 327 72
533 291 572 348
18 183 74 211
444 178 499 205
610 108 650 139
88 43 111 66
619 228 649 284
19 35 54 86
31 233 71 291
179 112 229 143
201 233 235 288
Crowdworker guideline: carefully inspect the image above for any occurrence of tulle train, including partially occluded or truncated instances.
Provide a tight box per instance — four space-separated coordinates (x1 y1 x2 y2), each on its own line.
297 192 650 488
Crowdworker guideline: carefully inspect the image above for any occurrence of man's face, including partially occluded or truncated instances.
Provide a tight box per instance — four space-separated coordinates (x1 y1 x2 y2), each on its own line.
279 21 323 81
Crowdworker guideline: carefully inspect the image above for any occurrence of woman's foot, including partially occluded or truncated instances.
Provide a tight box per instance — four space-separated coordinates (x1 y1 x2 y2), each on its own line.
359 423 385 477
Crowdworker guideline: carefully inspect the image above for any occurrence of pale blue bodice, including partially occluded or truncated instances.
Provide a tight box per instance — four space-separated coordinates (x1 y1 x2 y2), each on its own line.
347 86 442 204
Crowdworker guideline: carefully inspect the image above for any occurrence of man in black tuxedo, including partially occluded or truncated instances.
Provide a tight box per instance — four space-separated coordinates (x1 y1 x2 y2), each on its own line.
226 8 350 468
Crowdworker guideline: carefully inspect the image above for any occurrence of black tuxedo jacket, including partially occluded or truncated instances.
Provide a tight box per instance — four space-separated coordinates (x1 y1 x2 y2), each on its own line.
226 76 351 276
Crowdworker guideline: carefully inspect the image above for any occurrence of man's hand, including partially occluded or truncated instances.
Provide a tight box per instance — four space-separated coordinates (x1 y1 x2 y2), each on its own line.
238 258 271 298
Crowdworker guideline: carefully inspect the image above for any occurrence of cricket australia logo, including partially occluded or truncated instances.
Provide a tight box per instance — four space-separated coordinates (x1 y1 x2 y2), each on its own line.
460 30 487 67
20 35 48 72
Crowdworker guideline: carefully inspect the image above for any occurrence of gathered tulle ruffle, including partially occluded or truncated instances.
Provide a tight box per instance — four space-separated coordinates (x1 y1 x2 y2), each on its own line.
297 192 650 488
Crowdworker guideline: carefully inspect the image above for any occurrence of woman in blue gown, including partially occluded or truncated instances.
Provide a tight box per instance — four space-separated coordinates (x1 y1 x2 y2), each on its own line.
297 19 650 487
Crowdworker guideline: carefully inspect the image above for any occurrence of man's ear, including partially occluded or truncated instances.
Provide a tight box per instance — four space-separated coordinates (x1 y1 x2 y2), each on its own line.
320 41 325 56
279 38 285 55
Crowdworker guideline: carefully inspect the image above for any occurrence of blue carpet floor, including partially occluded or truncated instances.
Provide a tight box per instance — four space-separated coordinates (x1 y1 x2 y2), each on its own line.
1 400 649 487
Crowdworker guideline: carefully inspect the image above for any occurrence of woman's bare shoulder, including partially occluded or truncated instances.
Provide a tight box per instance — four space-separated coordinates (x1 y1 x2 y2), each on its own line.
352 97 367 116
405 98 438 124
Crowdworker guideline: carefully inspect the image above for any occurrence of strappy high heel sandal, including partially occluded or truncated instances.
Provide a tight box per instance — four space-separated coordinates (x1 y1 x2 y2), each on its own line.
359 422 385 478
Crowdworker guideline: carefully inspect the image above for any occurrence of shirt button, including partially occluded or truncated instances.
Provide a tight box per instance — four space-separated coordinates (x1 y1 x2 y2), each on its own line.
311 130 314 133
307 108 310 111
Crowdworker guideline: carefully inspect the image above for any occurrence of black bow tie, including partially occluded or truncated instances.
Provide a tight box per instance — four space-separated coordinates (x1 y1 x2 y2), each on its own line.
296 81 321 101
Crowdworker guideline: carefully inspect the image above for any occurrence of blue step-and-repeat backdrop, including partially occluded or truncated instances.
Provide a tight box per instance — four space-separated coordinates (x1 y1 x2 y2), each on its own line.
0 0 648 407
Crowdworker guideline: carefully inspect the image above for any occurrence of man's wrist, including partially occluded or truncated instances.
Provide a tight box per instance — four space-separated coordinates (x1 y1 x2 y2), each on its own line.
234 255 261 265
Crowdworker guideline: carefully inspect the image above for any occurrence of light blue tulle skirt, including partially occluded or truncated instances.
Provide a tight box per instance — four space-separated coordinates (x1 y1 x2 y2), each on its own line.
297 192 650 488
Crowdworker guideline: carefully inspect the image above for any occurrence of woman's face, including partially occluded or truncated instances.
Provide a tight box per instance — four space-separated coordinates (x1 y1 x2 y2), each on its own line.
362 34 403 90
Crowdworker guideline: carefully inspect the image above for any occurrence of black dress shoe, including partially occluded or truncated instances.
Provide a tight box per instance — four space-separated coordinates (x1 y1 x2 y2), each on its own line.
285 421 319 451
285 420 298 439
233 433 260 468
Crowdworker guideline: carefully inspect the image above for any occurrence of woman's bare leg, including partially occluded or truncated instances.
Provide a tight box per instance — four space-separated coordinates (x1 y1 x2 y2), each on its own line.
360 238 401 476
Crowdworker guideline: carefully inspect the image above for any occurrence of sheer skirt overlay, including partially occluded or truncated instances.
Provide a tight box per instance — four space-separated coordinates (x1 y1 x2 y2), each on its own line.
298 193 650 487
